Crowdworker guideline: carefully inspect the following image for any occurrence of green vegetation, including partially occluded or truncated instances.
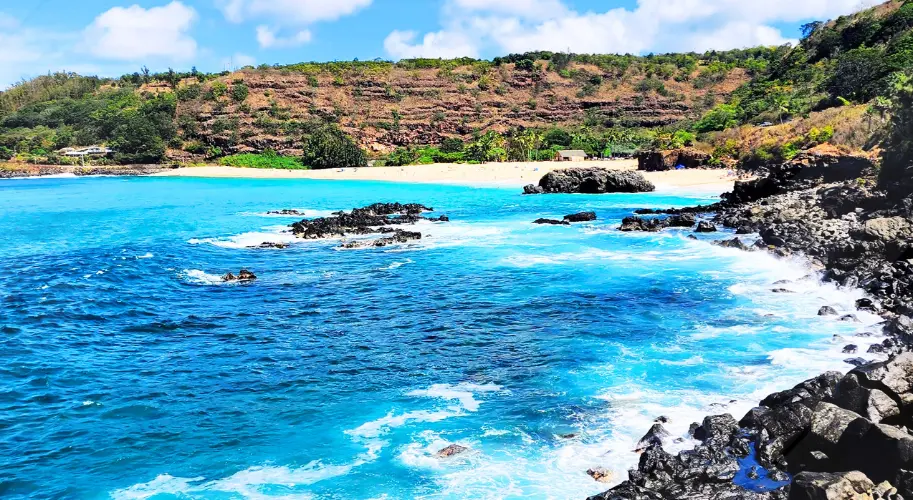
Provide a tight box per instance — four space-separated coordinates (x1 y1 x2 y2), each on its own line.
220 149 306 169
302 126 366 169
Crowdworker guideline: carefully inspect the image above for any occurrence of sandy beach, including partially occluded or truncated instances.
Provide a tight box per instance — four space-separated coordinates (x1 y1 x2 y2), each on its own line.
154 160 743 192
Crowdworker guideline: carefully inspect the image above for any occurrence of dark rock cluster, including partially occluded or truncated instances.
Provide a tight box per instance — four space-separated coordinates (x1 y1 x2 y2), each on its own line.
636 148 714 172
222 269 257 282
592 355 913 499
524 168 656 194
288 203 447 248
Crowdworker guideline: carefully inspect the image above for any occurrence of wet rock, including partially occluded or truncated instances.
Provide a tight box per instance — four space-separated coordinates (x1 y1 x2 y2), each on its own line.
844 357 869 367
788 471 876 500
267 209 306 216
222 269 257 282
843 345 859 354
856 298 878 313
869 344 887 354
533 218 570 226
564 211 597 223
736 226 754 234
619 216 667 232
840 314 861 323
587 467 615 483
290 202 439 240
818 306 839 316
666 213 696 228
695 221 718 233
437 444 468 458
251 242 289 249
340 230 422 249
772 288 796 293
525 168 656 195
636 423 671 451
714 237 751 251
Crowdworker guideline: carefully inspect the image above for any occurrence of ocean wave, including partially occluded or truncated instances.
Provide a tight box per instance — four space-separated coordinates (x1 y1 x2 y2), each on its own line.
347 383 503 440
378 259 413 271
188 230 297 249
111 461 357 500
179 269 224 285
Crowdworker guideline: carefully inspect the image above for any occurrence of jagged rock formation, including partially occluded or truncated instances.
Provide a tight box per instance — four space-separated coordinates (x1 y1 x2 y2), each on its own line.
288 202 446 249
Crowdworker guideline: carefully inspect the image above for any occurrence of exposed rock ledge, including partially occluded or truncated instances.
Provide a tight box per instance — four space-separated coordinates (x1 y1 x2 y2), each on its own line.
591 352 913 500
524 168 655 195
288 202 448 248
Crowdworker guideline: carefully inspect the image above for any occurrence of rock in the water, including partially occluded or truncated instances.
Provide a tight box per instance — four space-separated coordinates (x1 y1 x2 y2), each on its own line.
772 288 796 293
251 242 289 249
666 213 696 227
524 168 655 195
818 306 839 316
788 471 876 500
534 218 570 226
619 216 667 232
290 202 440 240
840 314 861 323
856 298 878 313
695 221 718 233
844 357 869 367
636 423 671 451
223 269 257 282
714 237 751 251
564 211 597 223
587 467 615 483
437 444 469 458
843 345 859 354
267 209 306 216
340 230 422 249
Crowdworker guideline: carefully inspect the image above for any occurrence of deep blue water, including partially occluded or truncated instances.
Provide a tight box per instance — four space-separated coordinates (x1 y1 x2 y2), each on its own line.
0 176 884 499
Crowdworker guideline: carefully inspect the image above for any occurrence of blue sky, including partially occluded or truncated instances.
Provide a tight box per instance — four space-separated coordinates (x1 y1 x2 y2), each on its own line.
0 0 869 89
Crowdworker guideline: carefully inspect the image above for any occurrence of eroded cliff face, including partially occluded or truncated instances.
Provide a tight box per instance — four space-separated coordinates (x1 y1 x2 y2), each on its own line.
164 62 749 158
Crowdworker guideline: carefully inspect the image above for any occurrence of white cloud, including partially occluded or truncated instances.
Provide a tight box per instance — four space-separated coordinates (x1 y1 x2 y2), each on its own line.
384 0 866 59
256 26 312 48
385 30 479 59
82 1 198 61
218 0 372 25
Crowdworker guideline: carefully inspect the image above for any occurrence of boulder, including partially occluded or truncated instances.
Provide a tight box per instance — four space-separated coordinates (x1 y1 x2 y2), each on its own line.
856 298 878 313
786 402 866 473
223 269 257 282
636 148 711 172
636 423 671 451
832 372 901 424
843 345 859 354
525 168 656 194
340 230 422 249
437 444 469 458
787 471 875 500
693 414 739 447
695 221 718 233
851 353 913 412
587 467 615 484
251 242 289 249
666 213 696 227
852 217 912 242
619 217 667 232
564 211 597 223
714 238 751 251
818 306 839 316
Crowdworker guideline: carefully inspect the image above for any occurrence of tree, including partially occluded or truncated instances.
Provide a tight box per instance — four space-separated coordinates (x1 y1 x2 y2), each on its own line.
694 104 739 133
302 126 366 169
440 137 464 153
801 21 823 39
880 72 913 196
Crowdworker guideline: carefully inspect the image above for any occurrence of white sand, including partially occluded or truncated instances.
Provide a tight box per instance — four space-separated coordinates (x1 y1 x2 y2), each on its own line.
155 160 743 193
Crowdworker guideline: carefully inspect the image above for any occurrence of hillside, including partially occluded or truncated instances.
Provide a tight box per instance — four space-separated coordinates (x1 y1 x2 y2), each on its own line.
2 0 913 170
0 50 773 165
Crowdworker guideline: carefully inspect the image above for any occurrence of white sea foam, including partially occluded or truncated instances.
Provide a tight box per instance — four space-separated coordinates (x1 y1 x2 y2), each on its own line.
188 230 297 249
136 252 154 259
378 259 413 271
406 383 503 412
180 269 224 285
111 461 356 500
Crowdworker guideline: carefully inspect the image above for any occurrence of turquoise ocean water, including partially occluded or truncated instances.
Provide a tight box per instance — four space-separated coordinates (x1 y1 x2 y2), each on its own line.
0 176 883 499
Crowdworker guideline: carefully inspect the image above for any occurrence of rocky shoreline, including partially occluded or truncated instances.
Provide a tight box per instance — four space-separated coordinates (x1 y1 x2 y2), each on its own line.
584 152 913 499
0 164 172 179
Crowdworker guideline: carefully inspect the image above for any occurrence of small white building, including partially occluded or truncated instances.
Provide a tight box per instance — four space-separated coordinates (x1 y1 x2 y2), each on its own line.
556 150 587 162
60 146 114 157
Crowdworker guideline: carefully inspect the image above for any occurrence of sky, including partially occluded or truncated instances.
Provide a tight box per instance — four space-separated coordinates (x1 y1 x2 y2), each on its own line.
0 0 878 89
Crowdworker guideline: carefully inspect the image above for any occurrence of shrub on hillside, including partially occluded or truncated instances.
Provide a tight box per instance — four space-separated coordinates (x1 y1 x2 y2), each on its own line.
220 150 306 169
302 126 366 169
